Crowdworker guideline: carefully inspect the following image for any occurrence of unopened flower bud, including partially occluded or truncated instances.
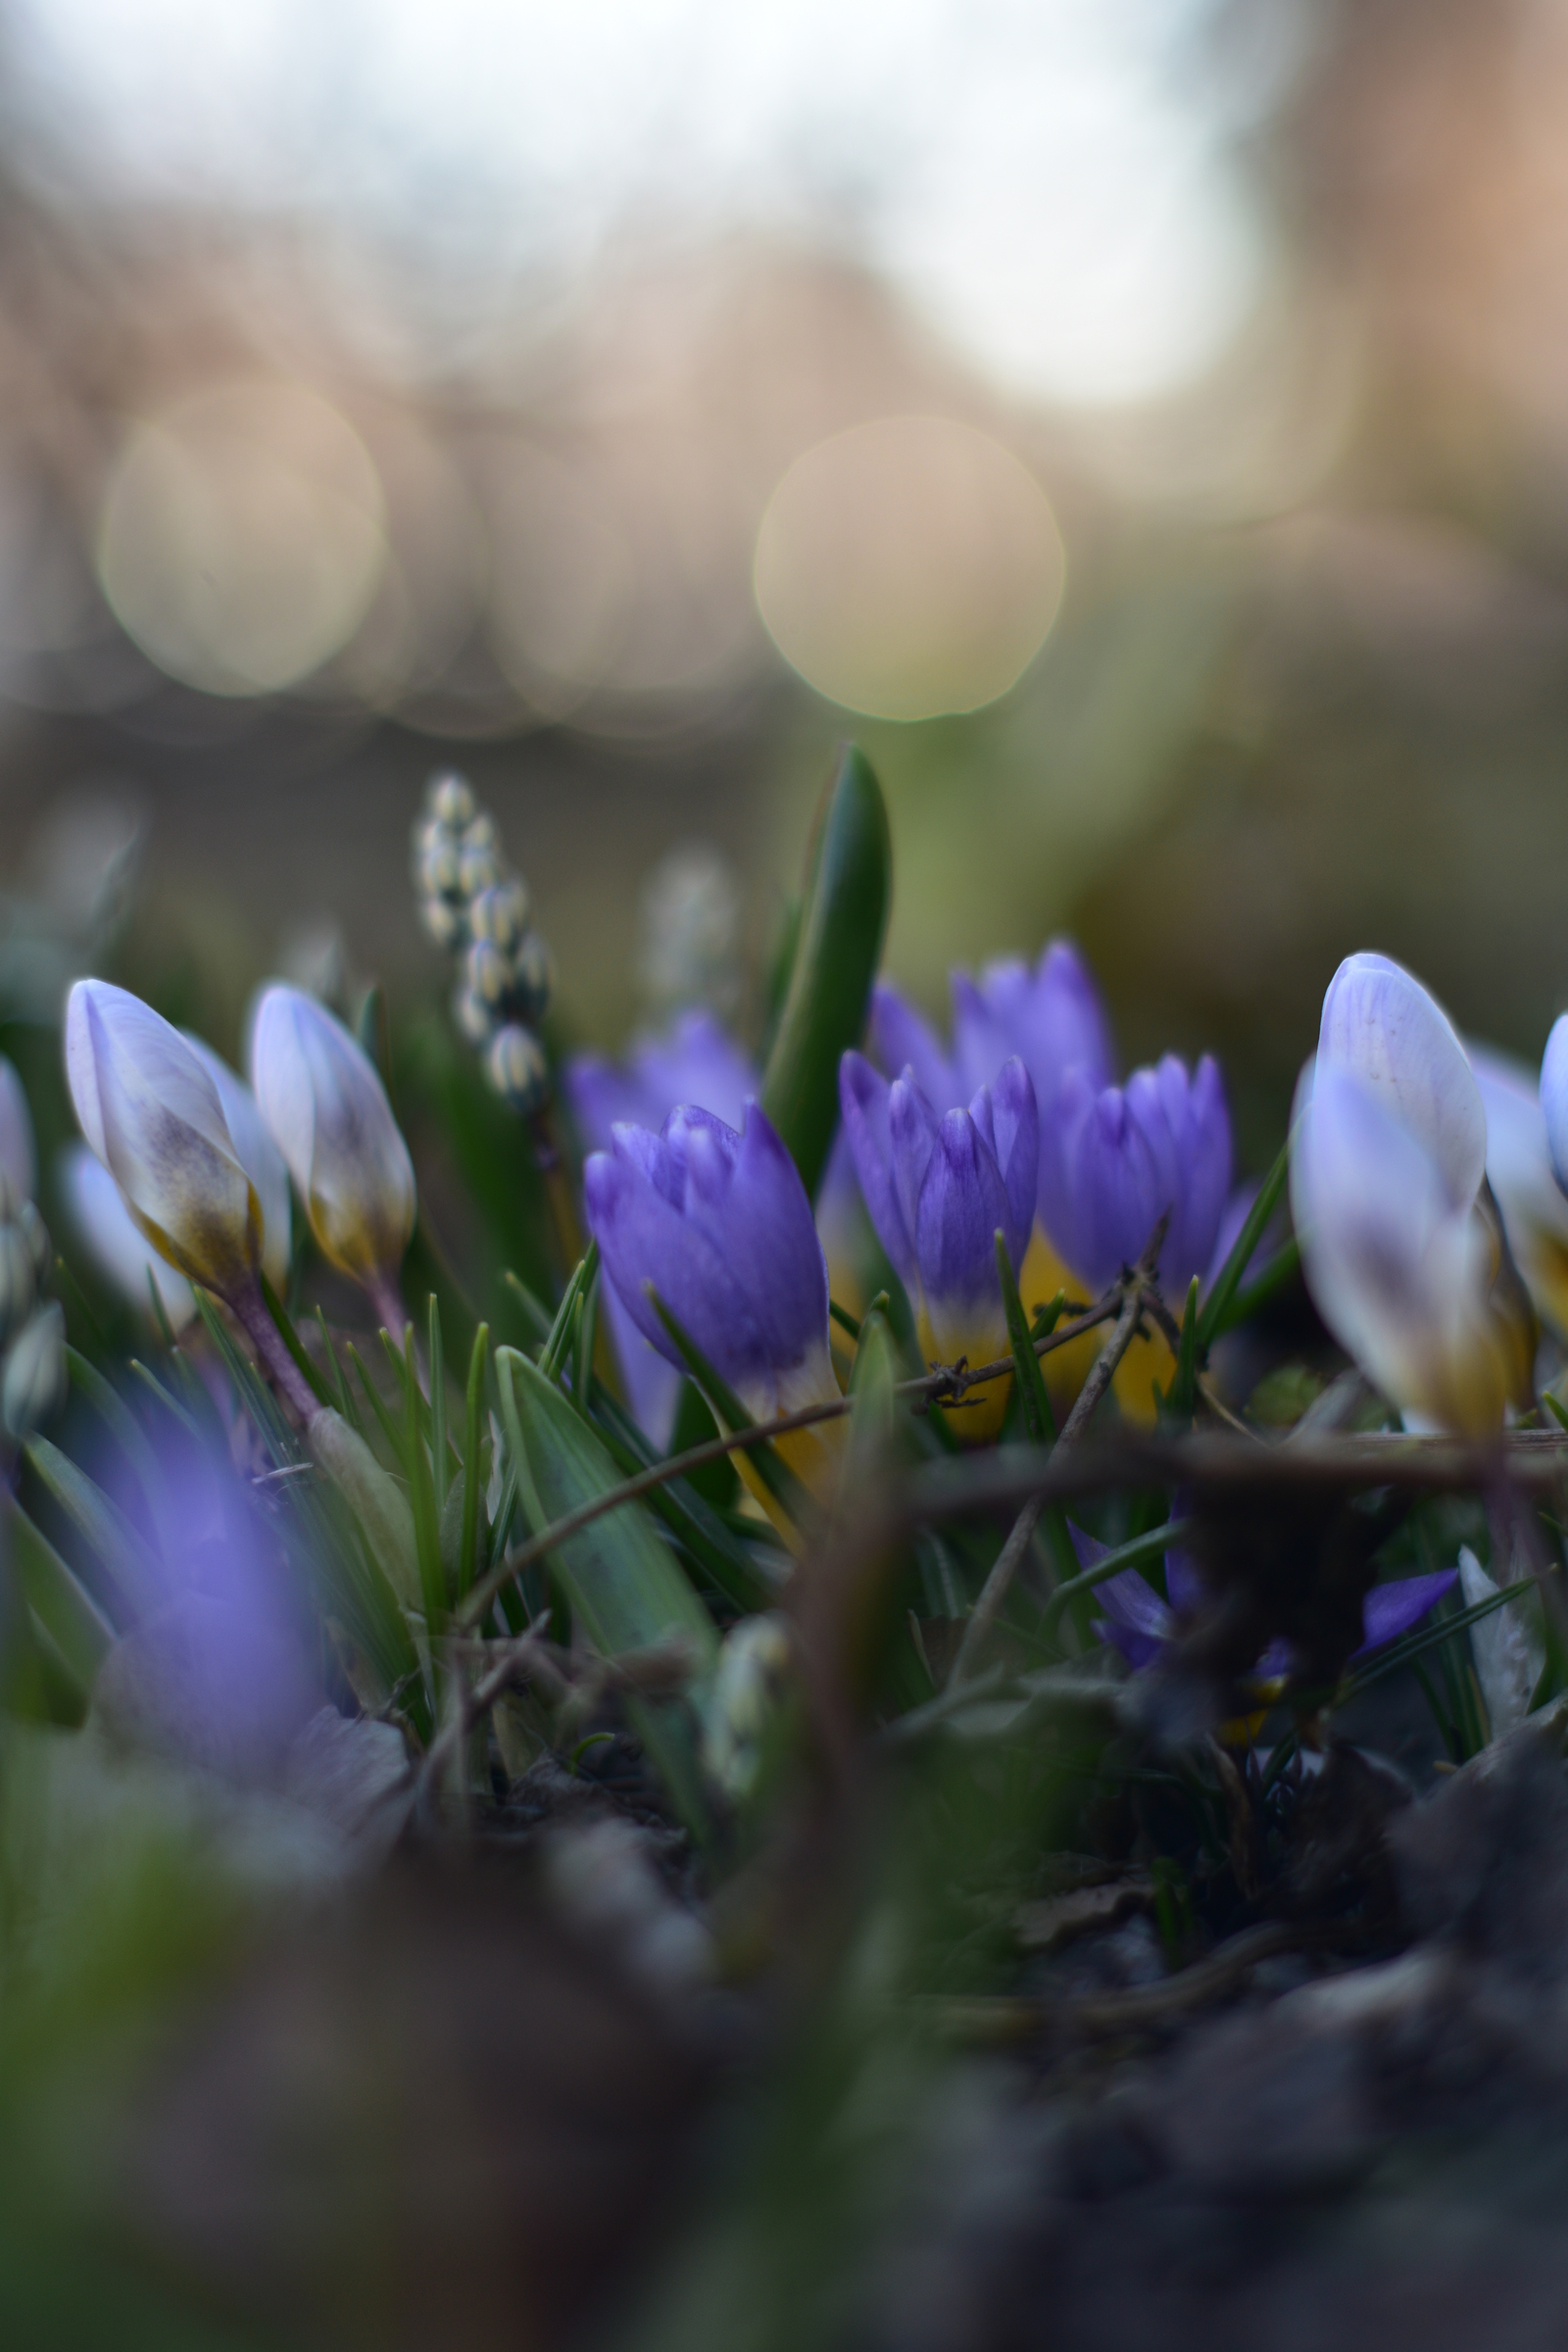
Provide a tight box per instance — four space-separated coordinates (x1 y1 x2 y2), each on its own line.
3 1299 66 1438
512 931 554 1022
428 771 476 831
469 878 530 954
487 1024 550 1114
67 979 264 1301
416 828 463 900
466 937 513 1009
458 838 500 898
250 985 416 1305
0 1221 36 1344
453 985 493 1047
419 894 466 952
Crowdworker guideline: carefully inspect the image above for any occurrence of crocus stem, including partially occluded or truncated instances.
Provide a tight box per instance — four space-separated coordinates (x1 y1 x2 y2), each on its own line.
948 1495 1044 1687
230 1284 320 1422
949 1275 1152 1688
528 1105 585 1276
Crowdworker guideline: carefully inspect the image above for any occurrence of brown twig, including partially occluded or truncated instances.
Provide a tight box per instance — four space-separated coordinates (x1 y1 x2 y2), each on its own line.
947 1236 1163 1688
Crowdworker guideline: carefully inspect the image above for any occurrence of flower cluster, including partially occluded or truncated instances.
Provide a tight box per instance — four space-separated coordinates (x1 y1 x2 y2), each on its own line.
65 978 416 1394
863 946 1232 1418
413 769 556 1115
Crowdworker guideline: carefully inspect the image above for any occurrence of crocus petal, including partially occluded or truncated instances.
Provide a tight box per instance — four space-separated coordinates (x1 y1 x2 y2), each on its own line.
585 1102 831 1416
182 1032 292 1295
914 1109 1013 1337
58 1142 197 1329
967 1057 1038 1270
1318 953 1486 1212
1469 1040 1568 1333
678 1103 829 1376
250 986 416 1291
839 1053 915 1284
599 1274 683 1449
0 1057 36 1203
1354 1569 1459 1657
1291 1060 1504 1431
888 1073 943 1264
66 979 260 1298
1541 1014 1568 1204
867 982 958 1108
953 941 1115 1109
587 1131 763 1375
1039 1069 1163 1293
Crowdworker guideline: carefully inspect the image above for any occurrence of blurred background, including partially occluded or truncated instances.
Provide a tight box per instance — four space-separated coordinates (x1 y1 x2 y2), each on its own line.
0 0 1566 1174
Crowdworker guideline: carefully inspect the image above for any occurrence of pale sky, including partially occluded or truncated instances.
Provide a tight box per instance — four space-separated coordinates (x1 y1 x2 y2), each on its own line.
4 0 1299 406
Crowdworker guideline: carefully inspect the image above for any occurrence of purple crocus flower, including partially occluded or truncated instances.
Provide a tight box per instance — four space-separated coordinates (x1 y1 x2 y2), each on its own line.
839 1051 1037 1434
866 939 1115 1130
567 1012 756 1443
1038 1054 1233 1298
584 1102 838 1432
1068 1520 1458 1680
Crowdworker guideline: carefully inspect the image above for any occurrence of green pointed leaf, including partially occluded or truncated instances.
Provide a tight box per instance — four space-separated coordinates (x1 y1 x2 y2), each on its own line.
1196 1134 1291 1354
495 1346 718 1838
760 742 892 1199
458 1320 489 1600
23 1436 164 1618
260 1272 330 1406
495 1347 718 1666
66 1347 172 1540
307 1405 421 1613
7 1496 116 1684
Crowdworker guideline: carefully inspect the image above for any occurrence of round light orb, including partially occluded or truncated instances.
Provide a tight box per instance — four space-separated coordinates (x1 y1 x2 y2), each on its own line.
96 382 387 696
754 417 1065 721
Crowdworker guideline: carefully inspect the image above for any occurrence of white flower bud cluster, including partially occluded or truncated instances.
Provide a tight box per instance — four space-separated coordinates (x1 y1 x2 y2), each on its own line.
0 1062 66 1441
411 770 555 1116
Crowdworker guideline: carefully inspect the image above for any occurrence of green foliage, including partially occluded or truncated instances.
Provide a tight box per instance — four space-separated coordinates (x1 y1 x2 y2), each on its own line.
760 743 892 1199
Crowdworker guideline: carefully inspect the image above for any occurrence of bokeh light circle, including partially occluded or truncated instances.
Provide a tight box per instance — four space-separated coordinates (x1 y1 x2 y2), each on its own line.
96 382 387 696
754 417 1065 721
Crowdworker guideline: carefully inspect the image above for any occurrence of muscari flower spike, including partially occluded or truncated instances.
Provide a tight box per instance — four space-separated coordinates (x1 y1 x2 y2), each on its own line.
1292 953 1535 1434
413 769 556 1117
0 1056 65 1441
839 1051 1037 1439
584 1100 842 1524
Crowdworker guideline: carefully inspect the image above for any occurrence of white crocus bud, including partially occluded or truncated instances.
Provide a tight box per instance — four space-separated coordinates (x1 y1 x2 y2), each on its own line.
1469 1042 1568 1339
249 984 416 1327
180 1031 292 1295
1292 955 1531 1433
59 1143 196 1330
1539 1015 1568 1201
66 979 263 1301
0 1055 37 1205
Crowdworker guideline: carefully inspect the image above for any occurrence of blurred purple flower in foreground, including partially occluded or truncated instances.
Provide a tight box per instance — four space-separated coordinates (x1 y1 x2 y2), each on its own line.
1068 1520 1458 1679
94 1443 319 1785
